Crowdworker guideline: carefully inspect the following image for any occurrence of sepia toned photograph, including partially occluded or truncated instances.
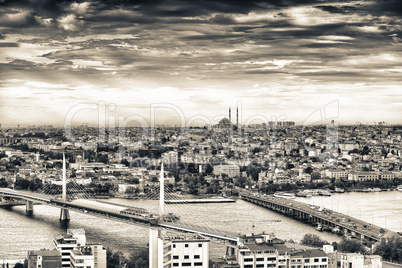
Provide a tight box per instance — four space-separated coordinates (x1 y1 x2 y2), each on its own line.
0 0 401 267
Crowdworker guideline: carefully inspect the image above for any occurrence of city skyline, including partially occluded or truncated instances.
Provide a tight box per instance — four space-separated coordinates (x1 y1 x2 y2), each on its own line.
1 0 402 127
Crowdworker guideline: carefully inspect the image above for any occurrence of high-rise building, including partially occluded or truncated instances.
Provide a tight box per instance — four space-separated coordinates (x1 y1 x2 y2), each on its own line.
54 233 78 268
149 229 210 268
53 229 107 268
27 249 62 268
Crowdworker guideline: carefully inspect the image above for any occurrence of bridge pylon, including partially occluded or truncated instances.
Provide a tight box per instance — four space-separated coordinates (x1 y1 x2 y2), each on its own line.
26 200 33 215
60 152 70 221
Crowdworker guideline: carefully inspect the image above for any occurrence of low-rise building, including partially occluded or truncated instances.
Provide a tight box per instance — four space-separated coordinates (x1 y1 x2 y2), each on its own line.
28 249 62 268
213 164 240 178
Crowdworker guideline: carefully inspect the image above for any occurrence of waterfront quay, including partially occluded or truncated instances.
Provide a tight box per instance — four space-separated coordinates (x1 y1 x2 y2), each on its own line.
242 194 392 243
164 198 235 204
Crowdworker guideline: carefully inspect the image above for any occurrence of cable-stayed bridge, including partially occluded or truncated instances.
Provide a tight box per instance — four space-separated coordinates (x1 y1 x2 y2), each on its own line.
0 154 238 243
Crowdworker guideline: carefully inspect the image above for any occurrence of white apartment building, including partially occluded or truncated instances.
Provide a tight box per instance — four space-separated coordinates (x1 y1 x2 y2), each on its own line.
70 245 106 268
214 233 329 268
149 229 210 268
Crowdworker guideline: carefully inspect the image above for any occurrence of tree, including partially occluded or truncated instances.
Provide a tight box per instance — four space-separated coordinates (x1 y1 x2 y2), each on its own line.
338 239 365 253
126 248 149 268
0 178 8 188
107 248 126 268
300 234 329 248
374 237 402 263
311 171 321 181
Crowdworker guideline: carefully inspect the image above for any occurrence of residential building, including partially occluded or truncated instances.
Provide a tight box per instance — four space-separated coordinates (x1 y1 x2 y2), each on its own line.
70 245 106 268
338 253 382 268
348 172 380 181
27 249 62 268
213 164 240 177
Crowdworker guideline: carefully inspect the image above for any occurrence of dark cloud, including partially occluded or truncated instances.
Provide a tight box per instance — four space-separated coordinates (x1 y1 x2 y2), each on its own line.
0 42 19 47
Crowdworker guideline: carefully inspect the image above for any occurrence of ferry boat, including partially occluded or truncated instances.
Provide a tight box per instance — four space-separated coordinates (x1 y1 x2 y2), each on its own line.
273 192 296 199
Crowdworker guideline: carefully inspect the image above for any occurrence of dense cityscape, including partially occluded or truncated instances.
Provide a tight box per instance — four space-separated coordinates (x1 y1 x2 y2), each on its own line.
0 120 401 267
1 0 402 267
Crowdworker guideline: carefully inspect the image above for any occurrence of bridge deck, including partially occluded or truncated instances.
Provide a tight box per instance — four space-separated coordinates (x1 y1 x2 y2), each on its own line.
0 188 236 242
242 194 392 242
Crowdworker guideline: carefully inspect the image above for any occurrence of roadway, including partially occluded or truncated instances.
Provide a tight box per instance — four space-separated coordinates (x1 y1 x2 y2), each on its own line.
242 194 391 242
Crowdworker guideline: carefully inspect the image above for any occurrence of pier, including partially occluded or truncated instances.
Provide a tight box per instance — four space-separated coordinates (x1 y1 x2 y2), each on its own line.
242 194 394 242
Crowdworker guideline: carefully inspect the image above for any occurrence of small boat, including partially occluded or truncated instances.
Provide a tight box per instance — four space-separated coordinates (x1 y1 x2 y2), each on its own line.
273 192 296 199
334 187 345 193
296 191 311 197
372 188 381 192
316 224 322 231
318 190 331 196
397 185 402 192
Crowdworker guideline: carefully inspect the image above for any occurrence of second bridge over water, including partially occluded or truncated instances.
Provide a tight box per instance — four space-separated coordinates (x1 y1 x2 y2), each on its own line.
242 194 393 243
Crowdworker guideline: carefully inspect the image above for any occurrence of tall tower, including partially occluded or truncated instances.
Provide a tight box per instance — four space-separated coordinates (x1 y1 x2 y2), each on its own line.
229 107 231 124
159 163 165 218
60 152 70 221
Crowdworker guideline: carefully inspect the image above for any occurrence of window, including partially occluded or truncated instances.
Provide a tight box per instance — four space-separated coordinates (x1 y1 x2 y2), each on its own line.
198 243 202 247
173 264 179 267
267 265 276 268
185 244 189 248
173 244 176 248
257 265 264 268
194 255 200 259
244 265 253 268
267 257 277 261
244 258 253 262
173 256 179 259
194 263 203 266
314 258 319 263
182 263 191 266
256 258 264 261
184 255 189 259
305 259 310 263
321 258 327 262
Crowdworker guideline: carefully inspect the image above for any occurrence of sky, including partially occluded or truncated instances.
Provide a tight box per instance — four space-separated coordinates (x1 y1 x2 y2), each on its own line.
0 0 402 127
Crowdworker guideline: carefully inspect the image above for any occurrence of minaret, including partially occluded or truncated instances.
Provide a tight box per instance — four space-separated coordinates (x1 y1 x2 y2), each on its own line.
236 106 239 129
159 163 165 217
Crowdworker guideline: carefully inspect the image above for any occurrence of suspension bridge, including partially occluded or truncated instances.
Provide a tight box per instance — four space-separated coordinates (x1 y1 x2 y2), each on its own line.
0 154 238 243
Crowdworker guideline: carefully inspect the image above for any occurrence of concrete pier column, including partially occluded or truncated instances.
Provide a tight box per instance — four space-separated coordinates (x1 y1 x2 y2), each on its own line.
60 208 70 221
26 200 33 214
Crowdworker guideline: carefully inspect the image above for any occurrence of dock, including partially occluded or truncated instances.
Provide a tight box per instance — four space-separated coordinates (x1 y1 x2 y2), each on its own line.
242 194 394 242
165 198 236 204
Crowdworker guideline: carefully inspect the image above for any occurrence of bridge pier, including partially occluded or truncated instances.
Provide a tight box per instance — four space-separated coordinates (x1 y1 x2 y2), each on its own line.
60 208 70 221
26 200 33 215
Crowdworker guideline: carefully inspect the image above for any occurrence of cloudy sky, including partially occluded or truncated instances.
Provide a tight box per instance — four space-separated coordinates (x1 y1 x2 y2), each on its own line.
0 0 401 127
